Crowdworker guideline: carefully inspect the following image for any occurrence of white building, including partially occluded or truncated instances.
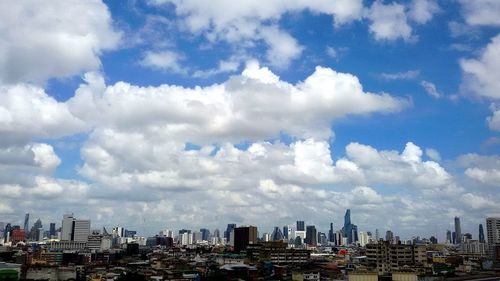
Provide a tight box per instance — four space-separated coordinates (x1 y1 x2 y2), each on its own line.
73 220 90 242
61 214 75 241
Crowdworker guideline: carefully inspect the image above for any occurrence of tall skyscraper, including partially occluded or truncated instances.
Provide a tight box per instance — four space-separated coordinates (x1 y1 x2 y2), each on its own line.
342 209 358 244
305 225 317 246
61 214 75 241
486 217 500 244
296 221 305 231
328 222 335 243
224 224 236 243
386 230 394 242
49 223 56 237
200 228 210 241
454 217 462 244
234 226 257 252
23 213 29 232
446 230 452 244
283 225 290 240
479 224 485 243
271 226 284 241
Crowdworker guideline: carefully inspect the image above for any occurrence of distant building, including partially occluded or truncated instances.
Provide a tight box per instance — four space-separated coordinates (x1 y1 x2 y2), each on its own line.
305 225 317 246
479 224 485 243
455 216 462 245
23 213 29 234
49 223 56 237
234 226 257 252
486 217 500 244
296 221 305 232
271 226 284 241
224 224 236 244
72 220 91 242
61 214 75 241
446 230 452 244
342 209 358 244
365 241 426 274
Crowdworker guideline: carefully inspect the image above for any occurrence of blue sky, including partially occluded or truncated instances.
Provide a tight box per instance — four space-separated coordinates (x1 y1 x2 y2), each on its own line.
1 0 500 241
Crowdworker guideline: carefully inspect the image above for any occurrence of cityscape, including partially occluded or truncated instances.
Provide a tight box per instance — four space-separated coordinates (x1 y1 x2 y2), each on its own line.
1 0 500 280
1 210 500 280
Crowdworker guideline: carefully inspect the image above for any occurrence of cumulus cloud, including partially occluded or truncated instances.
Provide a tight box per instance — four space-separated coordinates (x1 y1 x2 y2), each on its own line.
458 154 500 186
459 0 500 26
148 0 363 67
366 1 413 42
0 0 120 84
487 108 500 131
460 34 500 99
68 62 407 143
408 0 439 24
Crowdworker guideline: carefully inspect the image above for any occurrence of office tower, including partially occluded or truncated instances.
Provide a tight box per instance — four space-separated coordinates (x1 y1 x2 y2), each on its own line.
23 213 29 233
318 232 327 245
234 226 257 252
200 228 210 241
386 230 394 242
342 209 358 244
328 222 334 243
283 225 289 240
125 230 136 237
376 229 380 241
61 214 75 241
179 229 191 235
446 230 452 244
452 231 456 244
49 223 56 237
3 223 12 243
192 231 202 242
72 220 90 242
455 217 462 244
486 217 500 244
296 221 305 232
213 229 220 238
224 224 236 243
359 231 369 246
112 227 125 237
305 225 317 246
430 236 438 244
479 224 485 243
29 219 43 241
271 226 284 241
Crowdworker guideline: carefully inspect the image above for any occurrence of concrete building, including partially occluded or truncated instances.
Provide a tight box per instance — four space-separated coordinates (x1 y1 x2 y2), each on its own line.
486 217 500 244
61 214 75 241
365 241 426 275
234 226 257 252
461 240 488 256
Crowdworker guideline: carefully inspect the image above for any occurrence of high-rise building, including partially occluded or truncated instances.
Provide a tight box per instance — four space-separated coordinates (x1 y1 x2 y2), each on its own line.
234 226 257 252
23 213 29 234
318 232 327 245
283 225 290 240
224 224 236 243
386 230 394 242
305 225 317 246
446 230 452 244
342 209 358 244
72 220 91 242
479 224 485 243
112 227 125 237
271 226 284 241
296 221 305 232
486 217 500 244
49 223 56 237
61 214 75 241
328 222 335 243
455 217 462 245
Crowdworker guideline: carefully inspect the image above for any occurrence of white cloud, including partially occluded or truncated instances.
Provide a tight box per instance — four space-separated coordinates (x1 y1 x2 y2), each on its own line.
381 70 420 80
193 58 242 78
0 0 120 84
0 84 88 143
148 0 364 67
140 50 187 74
425 148 441 161
366 1 413 42
68 62 407 143
461 193 497 209
460 0 500 26
460 34 500 100
408 0 439 24
420 80 442 98
465 168 500 186
487 108 500 131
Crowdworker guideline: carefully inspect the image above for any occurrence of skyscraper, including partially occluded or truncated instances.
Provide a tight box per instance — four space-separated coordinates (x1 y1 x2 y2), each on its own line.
342 209 358 244
283 225 289 240
271 226 284 241
23 213 29 233
224 224 236 243
61 214 75 241
454 217 462 244
328 222 335 243
305 225 317 246
479 224 485 243
446 230 452 244
49 223 56 237
486 217 500 244
296 221 305 231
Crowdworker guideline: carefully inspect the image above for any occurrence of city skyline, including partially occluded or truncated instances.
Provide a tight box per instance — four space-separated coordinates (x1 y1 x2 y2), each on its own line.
0 1 499 242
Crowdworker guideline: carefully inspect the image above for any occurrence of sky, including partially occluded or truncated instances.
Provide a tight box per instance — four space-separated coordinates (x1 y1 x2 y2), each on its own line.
0 0 499 241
